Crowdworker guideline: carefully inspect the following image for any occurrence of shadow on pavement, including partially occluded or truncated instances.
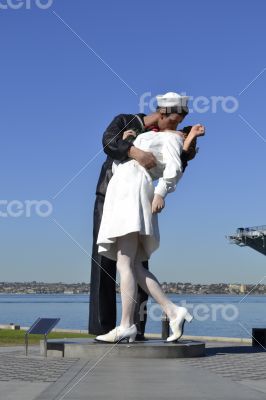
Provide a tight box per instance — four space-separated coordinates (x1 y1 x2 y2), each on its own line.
206 345 265 356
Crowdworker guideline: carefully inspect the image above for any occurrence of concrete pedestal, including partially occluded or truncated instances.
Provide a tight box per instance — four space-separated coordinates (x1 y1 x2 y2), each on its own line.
40 338 205 359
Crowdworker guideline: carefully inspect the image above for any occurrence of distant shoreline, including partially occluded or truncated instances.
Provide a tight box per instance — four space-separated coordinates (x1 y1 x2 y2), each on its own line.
1 293 266 297
1 282 266 296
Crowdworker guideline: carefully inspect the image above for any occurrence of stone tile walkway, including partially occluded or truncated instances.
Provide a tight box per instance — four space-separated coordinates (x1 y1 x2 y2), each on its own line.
0 348 78 383
180 345 266 382
1 342 266 399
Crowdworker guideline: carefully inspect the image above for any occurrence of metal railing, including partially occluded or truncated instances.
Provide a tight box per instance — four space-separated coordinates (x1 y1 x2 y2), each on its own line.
234 225 266 238
227 226 266 243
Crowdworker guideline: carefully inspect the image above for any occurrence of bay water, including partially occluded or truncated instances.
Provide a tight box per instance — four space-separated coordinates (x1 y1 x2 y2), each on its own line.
1 294 266 338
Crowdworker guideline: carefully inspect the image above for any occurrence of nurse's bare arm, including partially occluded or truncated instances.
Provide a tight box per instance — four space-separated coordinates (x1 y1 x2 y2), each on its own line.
183 124 205 152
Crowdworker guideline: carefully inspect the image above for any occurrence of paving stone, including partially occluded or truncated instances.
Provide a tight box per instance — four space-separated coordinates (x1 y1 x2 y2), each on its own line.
0 353 78 383
179 346 266 382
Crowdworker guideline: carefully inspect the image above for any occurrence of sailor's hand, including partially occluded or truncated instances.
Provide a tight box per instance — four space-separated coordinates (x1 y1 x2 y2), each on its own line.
128 147 157 170
152 194 165 214
123 130 137 140
190 124 205 137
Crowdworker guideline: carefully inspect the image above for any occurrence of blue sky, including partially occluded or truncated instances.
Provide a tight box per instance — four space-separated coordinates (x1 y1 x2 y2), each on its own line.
0 0 265 283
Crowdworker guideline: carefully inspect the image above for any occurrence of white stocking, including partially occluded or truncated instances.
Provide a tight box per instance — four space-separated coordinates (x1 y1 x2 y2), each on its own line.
116 233 139 329
134 259 178 321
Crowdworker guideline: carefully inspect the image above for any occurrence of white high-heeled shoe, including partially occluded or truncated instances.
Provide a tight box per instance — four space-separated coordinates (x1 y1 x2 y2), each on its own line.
95 324 137 344
166 307 193 342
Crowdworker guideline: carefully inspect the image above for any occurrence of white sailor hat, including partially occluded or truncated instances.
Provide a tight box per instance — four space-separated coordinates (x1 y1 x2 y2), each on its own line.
156 92 189 114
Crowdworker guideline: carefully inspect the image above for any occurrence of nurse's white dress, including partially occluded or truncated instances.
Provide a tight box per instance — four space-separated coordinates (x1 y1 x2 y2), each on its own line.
97 130 183 261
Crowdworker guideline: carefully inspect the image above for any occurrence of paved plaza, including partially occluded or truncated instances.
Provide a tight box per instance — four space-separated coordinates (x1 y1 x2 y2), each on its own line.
0 341 266 400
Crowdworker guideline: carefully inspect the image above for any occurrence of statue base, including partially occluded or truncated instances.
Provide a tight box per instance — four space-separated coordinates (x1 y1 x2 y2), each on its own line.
40 338 205 359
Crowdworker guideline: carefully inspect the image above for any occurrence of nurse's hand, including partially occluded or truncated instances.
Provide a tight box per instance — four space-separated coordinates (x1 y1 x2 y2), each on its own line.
190 124 205 137
152 194 165 214
128 147 157 169
123 130 137 140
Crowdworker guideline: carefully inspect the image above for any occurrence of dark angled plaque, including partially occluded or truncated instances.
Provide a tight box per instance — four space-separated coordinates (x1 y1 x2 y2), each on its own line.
25 318 60 356
27 318 60 335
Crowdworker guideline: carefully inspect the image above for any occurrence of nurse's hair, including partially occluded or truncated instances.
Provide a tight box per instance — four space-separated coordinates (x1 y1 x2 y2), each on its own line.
181 126 199 161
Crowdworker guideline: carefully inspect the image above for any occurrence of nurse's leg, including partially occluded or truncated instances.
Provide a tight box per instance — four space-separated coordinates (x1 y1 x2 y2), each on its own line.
134 261 148 337
134 257 178 321
116 233 138 329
